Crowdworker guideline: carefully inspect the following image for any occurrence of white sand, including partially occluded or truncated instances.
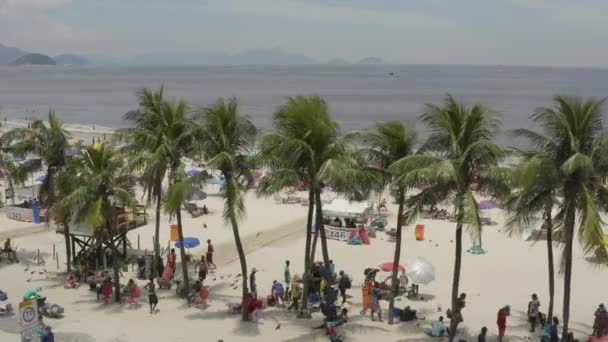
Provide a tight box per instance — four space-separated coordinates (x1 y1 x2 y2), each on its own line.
0 194 605 342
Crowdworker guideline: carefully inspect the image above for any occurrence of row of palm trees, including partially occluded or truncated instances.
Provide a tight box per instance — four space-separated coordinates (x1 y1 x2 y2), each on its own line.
1 91 606 339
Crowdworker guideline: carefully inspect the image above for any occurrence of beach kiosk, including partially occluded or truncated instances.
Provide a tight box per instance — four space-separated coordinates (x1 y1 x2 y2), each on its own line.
317 198 373 243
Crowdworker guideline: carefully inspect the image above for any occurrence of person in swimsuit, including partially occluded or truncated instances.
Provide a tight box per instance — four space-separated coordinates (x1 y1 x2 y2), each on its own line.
144 278 158 314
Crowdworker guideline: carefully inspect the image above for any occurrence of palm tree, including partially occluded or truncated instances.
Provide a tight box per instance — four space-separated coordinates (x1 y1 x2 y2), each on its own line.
256 95 351 315
351 121 416 325
54 144 137 302
4 111 70 211
393 95 506 340
504 153 560 321
115 87 169 279
510 96 608 337
195 97 257 321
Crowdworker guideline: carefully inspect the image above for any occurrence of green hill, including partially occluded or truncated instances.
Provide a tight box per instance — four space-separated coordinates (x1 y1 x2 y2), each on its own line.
9 53 56 66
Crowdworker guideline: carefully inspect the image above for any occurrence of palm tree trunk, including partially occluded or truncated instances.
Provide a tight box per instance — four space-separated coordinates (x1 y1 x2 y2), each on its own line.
175 208 190 296
544 205 555 321
224 171 249 321
314 188 330 266
300 187 315 316
562 201 576 338
310 223 319 263
154 177 162 278
388 189 405 325
111 243 121 303
8 176 15 206
449 200 465 342
45 168 55 224
230 208 249 321
63 223 71 272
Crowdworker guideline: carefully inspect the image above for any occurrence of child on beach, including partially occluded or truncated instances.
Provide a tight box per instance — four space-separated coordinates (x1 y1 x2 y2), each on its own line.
496 305 510 342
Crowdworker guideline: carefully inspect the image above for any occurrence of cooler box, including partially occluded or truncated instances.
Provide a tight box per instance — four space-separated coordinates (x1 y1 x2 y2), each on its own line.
415 224 425 241
170 224 179 241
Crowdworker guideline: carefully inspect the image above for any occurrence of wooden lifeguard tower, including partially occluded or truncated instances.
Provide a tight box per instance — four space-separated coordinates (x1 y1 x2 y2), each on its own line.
56 205 148 269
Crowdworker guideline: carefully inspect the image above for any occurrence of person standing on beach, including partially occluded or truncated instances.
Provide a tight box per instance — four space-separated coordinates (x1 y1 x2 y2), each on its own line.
144 278 158 314
250 267 258 298
288 275 301 312
195 255 209 283
370 283 382 322
338 271 350 304
528 293 541 332
206 240 216 269
477 327 488 342
167 249 176 277
497 305 510 342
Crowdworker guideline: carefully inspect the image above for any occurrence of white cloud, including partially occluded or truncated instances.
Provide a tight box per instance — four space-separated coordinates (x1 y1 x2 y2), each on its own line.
0 0 71 10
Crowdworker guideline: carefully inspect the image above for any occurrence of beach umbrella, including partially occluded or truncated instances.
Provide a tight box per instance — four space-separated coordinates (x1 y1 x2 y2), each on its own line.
35 175 46 183
478 200 498 210
404 257 435 285
378 262 405 273
186 169 202 177
65 148 79 157
188 191 207 201
208 177 225 185
175 237 200 249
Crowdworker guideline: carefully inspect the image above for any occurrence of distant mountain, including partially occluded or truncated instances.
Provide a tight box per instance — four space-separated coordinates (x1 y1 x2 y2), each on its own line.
9 53 56 66
231 48 317 65
54 54 90 66
130 48 317 66
327 58 351 65
358 57 384 65
0 43 29 65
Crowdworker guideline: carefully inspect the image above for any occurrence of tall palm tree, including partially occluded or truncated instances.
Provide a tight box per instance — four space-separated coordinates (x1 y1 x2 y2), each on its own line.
115 87 169 278
393 95 506 341
54 144 137 302
351 121 416 325
504 153 560 321
257 95 353 315
195 97 257 321
4 111 70 211
159 99 197 295
510 96 608 337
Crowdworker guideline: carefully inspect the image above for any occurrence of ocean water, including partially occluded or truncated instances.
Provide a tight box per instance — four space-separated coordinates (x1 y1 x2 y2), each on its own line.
0 64 607 140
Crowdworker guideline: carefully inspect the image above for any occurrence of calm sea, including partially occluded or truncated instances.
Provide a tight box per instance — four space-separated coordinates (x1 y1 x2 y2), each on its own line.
1 64 607 140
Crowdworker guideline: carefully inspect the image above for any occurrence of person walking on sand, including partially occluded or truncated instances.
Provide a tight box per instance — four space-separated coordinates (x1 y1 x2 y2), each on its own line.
144 277 158 314
497 305 510 342
195 255 209 282
593 304 608 337
250 267 258 298
288 275 301 312
206 240 216 269
370 283 382 322
528 293 541 332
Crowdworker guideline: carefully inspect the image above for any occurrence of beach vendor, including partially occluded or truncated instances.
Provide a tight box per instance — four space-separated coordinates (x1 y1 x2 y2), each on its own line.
167 249 177 276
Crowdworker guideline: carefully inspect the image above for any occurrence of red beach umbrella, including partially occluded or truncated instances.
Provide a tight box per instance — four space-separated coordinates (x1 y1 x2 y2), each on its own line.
378 262 405 273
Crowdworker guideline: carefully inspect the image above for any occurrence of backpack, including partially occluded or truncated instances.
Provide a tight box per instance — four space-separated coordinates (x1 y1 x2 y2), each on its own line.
344 276 352 289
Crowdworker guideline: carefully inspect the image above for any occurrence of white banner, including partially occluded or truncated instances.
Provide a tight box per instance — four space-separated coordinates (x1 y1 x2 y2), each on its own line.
311 224 354 241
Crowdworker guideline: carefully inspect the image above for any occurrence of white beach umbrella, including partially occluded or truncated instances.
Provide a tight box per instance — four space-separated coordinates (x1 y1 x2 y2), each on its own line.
404 257 435 285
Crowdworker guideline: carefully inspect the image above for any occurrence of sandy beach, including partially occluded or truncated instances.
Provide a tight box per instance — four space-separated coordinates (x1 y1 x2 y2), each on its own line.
1 190 605 342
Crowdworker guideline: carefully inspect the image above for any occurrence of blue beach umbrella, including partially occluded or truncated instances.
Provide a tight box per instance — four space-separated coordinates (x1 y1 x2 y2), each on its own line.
186 169 202 177
189 191 208 201
175 237 200 249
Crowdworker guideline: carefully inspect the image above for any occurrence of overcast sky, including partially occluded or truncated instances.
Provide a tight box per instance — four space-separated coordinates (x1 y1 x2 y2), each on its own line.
1 0 607 66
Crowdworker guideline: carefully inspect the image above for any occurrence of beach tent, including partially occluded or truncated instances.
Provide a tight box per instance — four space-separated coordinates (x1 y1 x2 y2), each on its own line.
322 198 371 219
